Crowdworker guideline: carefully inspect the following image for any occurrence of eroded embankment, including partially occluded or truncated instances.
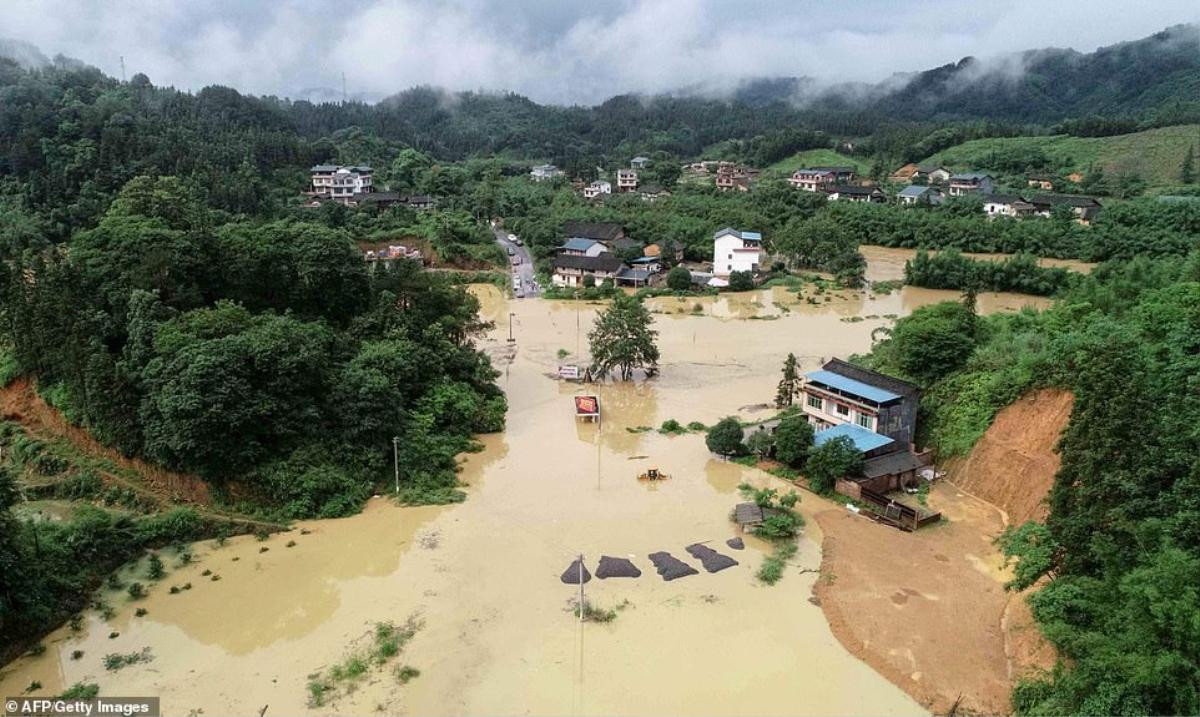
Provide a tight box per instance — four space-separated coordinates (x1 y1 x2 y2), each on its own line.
945 388 1074 526
813 389 1073 714
1 376 212 504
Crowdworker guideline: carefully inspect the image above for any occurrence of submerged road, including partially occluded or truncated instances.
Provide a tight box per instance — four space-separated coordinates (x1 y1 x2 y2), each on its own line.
492 225 538 298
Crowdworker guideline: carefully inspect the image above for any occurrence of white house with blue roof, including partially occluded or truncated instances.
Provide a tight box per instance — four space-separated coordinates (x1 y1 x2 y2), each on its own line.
712 227 763 277
801 358 927 492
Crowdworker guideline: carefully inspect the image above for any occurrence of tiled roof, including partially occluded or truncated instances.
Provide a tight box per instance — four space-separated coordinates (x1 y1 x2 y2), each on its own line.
806 370 902 404
814 423 895 453
553 254 625 273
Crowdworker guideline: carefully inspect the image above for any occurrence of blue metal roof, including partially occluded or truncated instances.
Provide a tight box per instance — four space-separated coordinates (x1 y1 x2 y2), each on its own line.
713 227 762 242
805 370 901 404
814 423 895 453
560 237 599 252
898 185 935 197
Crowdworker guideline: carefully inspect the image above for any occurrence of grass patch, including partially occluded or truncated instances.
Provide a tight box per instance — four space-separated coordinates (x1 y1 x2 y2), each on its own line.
59 683 99 699
103 648 153 671
574 599 630 623
658 419 688 435
757 542 799 585
870 280 903 295
625 425 653 434
396 665 421 684
306 618 422 707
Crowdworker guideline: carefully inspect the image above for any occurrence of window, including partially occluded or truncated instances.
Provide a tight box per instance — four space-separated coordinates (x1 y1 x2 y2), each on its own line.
835 403 849 416
856 413 872 429
807 394 822 410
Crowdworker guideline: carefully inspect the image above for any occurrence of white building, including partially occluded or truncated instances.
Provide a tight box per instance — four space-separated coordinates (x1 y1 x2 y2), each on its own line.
712 227 763 277
583 180 612 199
630 156 651 170
311 165 373 204
530 164 565 182
616 168 638 192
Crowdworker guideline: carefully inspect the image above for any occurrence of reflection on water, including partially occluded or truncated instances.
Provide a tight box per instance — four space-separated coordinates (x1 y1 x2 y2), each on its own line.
0 273 1058 715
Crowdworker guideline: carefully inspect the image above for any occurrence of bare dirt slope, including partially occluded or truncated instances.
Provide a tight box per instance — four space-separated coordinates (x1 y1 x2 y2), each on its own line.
812 389 1073 714
946 388 1074 525
0 377 212 504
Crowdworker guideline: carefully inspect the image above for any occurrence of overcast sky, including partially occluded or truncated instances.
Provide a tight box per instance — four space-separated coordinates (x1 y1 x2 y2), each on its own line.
5 0 1198 104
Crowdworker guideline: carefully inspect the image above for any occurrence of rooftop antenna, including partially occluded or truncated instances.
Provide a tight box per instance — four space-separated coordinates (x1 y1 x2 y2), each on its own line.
120 56 126 83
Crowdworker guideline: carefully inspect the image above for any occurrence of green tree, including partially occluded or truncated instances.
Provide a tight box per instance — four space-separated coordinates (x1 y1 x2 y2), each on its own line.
705 417 746 457
804 436 861 494
774 353 800 408
746 429 775 458
728 271 754 291
1181 144 1196 185
587 295 659 380
666 266 692 291
773 415 815 468
882 301 977 384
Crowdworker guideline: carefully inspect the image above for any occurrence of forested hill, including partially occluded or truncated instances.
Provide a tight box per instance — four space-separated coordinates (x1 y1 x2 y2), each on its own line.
4 23 1199 177
863 23 1200 125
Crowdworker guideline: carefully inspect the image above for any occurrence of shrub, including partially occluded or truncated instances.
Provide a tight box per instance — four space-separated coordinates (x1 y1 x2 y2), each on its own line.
666 266 692 291
728 271 754 292
705 417 746 457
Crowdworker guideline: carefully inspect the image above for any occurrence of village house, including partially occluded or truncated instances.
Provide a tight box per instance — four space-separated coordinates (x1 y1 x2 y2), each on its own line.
310 165 373 204
1026 175 1056 191
628 256 662 273
712 227 763 277
557 238 609 257
812 165 857 184
616 168 638 192
897 185 944 205
583 180 612 199
1026 194 1103 223
826 186 886 203
615 266 653 287
630 156 651 170
638 184 670 202
530 164 565 182
562 221 627 246
551 254 627 287
788 168 836 192
948 172 995 196
801 358 927 494
715 163 755 192
913 163 951 183
982 193 1037 218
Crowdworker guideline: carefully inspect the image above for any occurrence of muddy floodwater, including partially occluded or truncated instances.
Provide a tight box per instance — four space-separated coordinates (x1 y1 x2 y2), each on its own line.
0 278 1051 716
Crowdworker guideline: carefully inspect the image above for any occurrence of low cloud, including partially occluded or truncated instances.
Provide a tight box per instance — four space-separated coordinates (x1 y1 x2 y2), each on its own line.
4 0 1197 104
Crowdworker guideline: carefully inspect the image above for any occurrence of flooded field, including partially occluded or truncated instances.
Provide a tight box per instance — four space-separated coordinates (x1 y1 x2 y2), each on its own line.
0 279 1049 716
860 245 1097 284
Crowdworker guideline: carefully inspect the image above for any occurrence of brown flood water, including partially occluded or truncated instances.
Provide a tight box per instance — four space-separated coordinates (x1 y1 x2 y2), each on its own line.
0 279 1050 716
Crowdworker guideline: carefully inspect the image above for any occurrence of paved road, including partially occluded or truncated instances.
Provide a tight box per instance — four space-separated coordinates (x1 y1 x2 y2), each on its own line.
491 225 539 298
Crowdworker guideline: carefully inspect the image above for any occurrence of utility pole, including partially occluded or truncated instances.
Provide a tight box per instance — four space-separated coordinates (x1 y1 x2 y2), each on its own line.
578 553 585 622
342 72 347 104
392 436 400 494
507 312 515 342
